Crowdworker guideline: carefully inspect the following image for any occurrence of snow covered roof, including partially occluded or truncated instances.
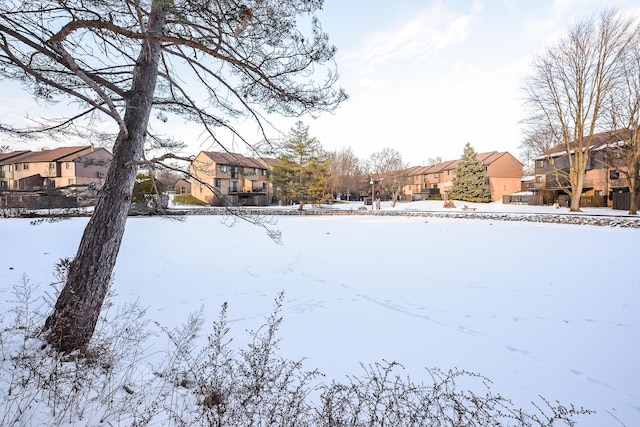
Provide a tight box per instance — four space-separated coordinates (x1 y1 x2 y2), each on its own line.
535 129 631 159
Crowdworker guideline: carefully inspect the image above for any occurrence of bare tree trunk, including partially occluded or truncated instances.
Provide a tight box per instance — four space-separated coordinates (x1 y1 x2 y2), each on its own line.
43 5 165 353
629 169 639 215
630 188 638 215
569 154 588 212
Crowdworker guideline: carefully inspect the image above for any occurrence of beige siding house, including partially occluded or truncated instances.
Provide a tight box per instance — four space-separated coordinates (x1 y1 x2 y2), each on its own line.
0 146 111 190
190 151 272 206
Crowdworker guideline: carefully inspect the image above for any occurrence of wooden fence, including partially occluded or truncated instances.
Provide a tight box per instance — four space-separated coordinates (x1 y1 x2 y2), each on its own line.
612 192 637 211
0 192 78 209
503 194 607 207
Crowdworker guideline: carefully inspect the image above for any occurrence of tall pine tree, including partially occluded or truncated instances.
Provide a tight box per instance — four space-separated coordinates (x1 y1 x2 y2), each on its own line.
449 143 491 202
271 121 330 210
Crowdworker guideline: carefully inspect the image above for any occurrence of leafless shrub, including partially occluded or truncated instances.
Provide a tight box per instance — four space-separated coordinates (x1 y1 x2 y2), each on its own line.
1 275 594 426
316 362 592 426
0 260 152 425
142 291 320 426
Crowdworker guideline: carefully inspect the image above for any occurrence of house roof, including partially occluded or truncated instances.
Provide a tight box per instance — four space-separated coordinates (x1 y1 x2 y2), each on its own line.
539 129 631 158
58 147 109 162
0 150 31 164
402 165 430 177
405 151 521 175
201 151 268 169
425 160 456 174
258 157 280 168
1 146 97 163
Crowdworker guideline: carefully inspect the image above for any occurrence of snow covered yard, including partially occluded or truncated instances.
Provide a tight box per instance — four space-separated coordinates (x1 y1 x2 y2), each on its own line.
0 202 639 426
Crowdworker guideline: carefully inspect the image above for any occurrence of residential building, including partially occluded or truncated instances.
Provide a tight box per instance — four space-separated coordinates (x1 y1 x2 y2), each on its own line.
173 178 191 195
0 146 111 190
533 129 632 207
402 165 440 201
402 152 523 202
189 151 272 206
0 150 29 190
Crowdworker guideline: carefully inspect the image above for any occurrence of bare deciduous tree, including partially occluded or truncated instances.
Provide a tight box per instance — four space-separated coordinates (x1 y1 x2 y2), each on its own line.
522 8 635 211
425 156 443 167
0 0 346 353
328 147 363 201
518 125 556 176
368 147 407 205
606 27 640 214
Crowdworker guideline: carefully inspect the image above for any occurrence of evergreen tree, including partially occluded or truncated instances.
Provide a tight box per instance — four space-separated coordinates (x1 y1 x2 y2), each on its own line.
271 121 330 210
131 173 161 203
449 143 491 202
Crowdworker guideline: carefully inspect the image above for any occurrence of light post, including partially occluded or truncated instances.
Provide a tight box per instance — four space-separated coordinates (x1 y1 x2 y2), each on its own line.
370 178 375 211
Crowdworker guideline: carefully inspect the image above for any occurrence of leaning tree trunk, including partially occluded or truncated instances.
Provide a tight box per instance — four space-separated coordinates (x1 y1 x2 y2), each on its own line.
44 7 165 354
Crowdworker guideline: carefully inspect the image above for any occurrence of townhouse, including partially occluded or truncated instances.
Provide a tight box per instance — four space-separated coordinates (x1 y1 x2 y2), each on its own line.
0 146 111 191
189 151 273 206
403 152 523 202
533 129 634 208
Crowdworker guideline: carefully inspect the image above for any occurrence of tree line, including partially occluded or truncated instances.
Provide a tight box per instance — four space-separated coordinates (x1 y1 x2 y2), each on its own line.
270 121 490 208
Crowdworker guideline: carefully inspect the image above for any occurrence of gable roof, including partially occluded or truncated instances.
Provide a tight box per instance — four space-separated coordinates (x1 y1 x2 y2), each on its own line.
402 165 430 177
406 151 521 175
540 129 631 158
2 146 97 163
201 151 267 169
0 150 31 164
425 160 456 174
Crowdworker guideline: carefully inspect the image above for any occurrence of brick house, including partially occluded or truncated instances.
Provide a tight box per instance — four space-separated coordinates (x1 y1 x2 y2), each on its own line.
189 151 272 206
533 129 632 207
402 151 523 202
0 146 111 190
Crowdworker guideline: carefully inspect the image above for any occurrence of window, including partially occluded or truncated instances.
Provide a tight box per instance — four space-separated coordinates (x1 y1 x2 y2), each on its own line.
595 190 604 197
262 169 267 176
23 163 29 170
535 176 543 183
49 162 55 169
609 170 620 180
15 164 21 171
535 159 547 169
220 165 228 173
230 181 238 192
434 172 439 178
262 182 266 189
214 179 221 187
66 162 73 169
231 166 239 178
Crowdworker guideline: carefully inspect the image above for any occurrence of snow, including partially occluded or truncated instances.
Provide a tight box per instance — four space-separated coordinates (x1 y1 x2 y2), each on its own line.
1 200 639 426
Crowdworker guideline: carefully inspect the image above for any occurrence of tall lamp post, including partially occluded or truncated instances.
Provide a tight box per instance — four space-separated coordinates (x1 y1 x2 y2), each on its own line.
370 178 375 211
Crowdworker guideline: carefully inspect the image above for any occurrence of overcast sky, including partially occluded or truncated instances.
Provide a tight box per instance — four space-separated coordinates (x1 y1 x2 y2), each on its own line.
2 0 640 166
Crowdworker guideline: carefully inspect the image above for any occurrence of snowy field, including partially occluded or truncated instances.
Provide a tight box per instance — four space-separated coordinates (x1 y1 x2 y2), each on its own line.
1 200 639 426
